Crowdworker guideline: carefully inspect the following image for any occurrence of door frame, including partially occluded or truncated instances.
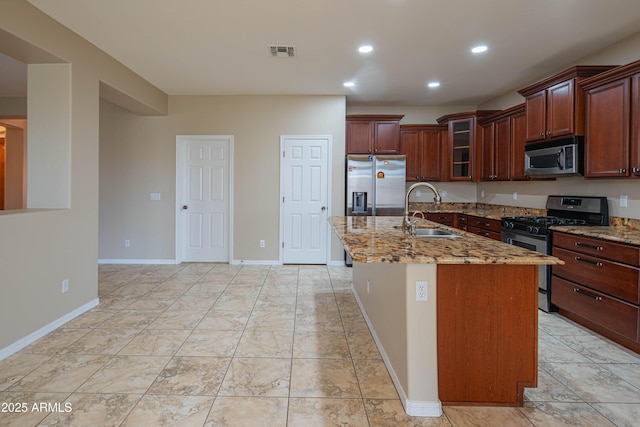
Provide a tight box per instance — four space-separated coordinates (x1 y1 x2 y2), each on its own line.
279 135 333 265
175 135 234 264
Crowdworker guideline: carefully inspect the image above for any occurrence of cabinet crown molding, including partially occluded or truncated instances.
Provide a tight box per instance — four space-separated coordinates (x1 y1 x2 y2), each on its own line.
346 114 404 121
579 59 640 90
517 65 617 97
436 110 500 124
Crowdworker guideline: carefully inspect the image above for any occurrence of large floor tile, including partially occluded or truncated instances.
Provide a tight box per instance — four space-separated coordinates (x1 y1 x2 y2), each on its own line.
205 396 288 426
147 356 230 396
121 394 214 427
40 393 142 427
290 358 361 398
77 355 170 394
218 357 291 397
287 397 369 426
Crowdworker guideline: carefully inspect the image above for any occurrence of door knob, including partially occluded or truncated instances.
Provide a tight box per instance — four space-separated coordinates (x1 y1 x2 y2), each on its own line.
182 205 188 210
321 206 326 211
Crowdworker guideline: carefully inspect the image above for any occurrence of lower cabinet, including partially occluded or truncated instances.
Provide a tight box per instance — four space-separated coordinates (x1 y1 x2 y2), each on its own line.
426 212 455 227
551 231 640 352
466 216 502 241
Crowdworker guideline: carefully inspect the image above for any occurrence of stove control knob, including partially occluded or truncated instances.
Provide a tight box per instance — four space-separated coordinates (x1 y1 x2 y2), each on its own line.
533 226 540 234
527 225 534 233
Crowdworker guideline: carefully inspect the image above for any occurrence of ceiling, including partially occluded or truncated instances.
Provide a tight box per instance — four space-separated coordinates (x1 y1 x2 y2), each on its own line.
4 0 640 105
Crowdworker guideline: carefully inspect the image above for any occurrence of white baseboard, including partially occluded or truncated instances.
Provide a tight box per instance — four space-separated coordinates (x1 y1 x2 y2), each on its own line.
230 260 282 265
98 259 178 265
352 289 443 418
0 298 100 362
327 260 346 267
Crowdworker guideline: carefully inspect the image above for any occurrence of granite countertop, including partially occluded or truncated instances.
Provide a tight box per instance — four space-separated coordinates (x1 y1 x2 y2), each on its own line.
415 202 640 247
551 225 640 246
329 216 563 265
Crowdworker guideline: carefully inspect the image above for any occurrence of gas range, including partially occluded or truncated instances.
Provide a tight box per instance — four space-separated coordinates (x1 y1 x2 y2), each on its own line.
502 196 609 237
502 215 589 236
501 195 609 312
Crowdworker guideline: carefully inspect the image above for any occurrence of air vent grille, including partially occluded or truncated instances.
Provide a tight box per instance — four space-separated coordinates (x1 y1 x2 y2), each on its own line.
269 45 296 58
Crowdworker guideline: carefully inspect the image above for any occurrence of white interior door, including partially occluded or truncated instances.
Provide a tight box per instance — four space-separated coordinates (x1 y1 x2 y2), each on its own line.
176 135 232 262
281 136 330 264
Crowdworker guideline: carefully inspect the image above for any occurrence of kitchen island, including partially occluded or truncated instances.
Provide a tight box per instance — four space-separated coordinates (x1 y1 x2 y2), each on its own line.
329 216 562 417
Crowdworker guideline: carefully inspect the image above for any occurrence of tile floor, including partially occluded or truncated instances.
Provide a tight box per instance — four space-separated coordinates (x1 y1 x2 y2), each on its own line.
1 264 640 426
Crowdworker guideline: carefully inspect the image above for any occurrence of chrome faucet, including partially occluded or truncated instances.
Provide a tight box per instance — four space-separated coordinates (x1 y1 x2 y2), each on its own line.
403 182 442 232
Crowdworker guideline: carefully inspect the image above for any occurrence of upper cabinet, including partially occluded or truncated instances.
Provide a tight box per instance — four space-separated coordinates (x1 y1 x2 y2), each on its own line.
478 105 525 181
346 115 404 154
518 66 616 143
437 111 498 181
399 124 447 182
579 60 640 178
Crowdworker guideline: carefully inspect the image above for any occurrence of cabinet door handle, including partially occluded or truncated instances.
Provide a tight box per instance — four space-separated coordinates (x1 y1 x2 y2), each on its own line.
575 242 603 251
574 256 603 267
540 132 544 138
547 130 551 135
632 167 640 173
573 287 603 301
619 168 626 173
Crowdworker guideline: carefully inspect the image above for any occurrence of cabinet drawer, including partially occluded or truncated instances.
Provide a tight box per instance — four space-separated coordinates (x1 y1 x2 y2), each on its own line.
552 247 640 304
426 212 454 225
553 232 640 266
467 216 502 233
551 275 639 341
467 226 501 241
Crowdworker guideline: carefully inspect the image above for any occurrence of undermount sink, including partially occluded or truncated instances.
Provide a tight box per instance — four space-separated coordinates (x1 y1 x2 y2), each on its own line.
413 228 463 238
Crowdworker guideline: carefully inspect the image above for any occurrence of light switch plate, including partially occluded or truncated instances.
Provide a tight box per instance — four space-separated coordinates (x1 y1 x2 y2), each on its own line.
620 195 628 207
150 192 161 201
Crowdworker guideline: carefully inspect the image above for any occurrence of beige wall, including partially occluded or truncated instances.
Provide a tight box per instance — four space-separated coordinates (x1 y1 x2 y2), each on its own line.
0 0 166 353
99 95 346 262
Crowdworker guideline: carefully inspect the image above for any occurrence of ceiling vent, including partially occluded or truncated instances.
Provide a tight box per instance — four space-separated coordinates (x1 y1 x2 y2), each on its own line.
269 45 296 58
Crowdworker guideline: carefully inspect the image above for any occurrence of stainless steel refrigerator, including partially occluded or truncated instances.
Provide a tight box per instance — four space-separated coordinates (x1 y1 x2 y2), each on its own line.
345 155 406 266
346 154 407 217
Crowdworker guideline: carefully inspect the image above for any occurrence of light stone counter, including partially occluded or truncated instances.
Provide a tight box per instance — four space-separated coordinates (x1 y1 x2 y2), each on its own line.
329 216 562 265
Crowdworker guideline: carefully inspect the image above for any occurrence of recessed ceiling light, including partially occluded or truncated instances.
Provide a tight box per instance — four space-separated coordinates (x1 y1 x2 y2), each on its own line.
427 81 440 88
471 45 488 54
358 45 374 54
343 81 355 88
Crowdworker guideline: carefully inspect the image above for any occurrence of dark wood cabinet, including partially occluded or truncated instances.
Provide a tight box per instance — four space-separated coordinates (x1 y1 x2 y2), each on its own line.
426 212 455 226
437 111 498 181
551 231 640 352
518 66 616 143
509 108 528 180
399 124 447 182
478 104 526 181
579 60 640 178
346 115 403 154
456 214 468 231
466 215 502 241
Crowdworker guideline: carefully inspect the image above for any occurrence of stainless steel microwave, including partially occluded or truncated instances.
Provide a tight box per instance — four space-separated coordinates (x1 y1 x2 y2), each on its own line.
524 136 584 177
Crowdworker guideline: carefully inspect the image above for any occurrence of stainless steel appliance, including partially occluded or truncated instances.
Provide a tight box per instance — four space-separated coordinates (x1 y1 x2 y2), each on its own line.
501 195 609 312
524 136 584 177
346 155 406 216
345 154 406 265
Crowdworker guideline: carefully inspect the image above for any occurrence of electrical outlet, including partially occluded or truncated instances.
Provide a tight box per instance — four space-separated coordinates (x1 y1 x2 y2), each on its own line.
416 190 421 197
62 279 69 293
259 240 265 248
367 280 370 294
513 192 518 201
124 240 131 247
620 195 628 207
481 190 485 198
416 281 428 301
441 190 447 198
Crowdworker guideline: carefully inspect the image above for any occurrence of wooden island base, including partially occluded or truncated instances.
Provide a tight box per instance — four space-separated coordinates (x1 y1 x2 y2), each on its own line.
352 262 539 416
437 264 538 406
